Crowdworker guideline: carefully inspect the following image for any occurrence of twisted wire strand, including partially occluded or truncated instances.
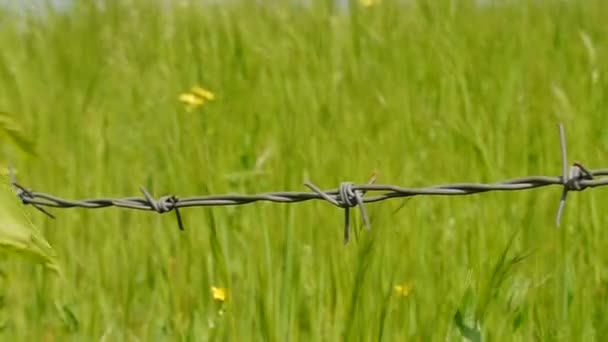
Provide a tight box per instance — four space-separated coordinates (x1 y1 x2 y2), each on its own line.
12 173 608 208
9 123 607 243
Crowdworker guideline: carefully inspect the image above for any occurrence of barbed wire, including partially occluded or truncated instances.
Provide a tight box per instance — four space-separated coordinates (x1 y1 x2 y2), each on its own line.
9 123 608 244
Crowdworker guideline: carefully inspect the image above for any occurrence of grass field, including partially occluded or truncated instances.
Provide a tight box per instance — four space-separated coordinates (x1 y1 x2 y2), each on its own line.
1 0 608 340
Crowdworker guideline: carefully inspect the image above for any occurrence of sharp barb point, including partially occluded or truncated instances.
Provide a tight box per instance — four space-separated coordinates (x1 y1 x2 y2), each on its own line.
34 204 55 219
344 207 350 244
140 187 159 212
174 207 185 231
556 189 568 227
559 123 568 184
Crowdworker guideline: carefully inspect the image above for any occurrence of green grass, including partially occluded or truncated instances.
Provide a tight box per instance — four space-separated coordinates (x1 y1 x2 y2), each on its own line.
1 0 608 340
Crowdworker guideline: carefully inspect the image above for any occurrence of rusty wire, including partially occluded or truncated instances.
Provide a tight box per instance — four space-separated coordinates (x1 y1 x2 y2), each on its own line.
9 123 607 244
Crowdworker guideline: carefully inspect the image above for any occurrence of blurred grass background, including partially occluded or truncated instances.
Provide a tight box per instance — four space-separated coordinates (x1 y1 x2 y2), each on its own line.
1 0 608 340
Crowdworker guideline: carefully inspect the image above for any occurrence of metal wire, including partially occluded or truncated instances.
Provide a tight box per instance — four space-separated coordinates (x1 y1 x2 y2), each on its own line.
9 123 606 243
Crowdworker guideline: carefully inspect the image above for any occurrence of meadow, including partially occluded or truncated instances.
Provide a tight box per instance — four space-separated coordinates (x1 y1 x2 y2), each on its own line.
1 0 608 340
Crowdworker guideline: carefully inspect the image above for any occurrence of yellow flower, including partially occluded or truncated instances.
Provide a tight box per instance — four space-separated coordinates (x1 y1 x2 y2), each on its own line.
191 86 215 101
211 286 228 302
360 0 381 7
394 283 413 297
179 93 204 106
179 85 215 111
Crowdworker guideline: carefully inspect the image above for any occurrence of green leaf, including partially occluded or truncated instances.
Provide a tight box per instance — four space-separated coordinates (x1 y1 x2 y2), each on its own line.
0 174 59 273
55 301 79 332
453 308 482 342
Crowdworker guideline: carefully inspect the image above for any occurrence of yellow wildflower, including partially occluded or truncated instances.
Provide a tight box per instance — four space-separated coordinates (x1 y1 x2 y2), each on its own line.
211 286 228 302
179 85 215 111
179 93 204 106
191 86 215 101
394 283 413 297
360 0 381 7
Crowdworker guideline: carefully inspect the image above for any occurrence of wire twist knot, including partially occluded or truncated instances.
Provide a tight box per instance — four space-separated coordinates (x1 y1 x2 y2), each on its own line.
304 178 373 244
337 182 360 208
152 195 179 213
9 170 56 219
564 163 593 191
140 188 185 230
14 186 33 203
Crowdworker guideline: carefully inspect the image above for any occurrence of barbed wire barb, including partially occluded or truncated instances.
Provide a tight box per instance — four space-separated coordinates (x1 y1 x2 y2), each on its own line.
7 124 608 243
304 173 376 244
9 167 55 219
555 123 595 228
140 187 185 231
556 122 570 227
